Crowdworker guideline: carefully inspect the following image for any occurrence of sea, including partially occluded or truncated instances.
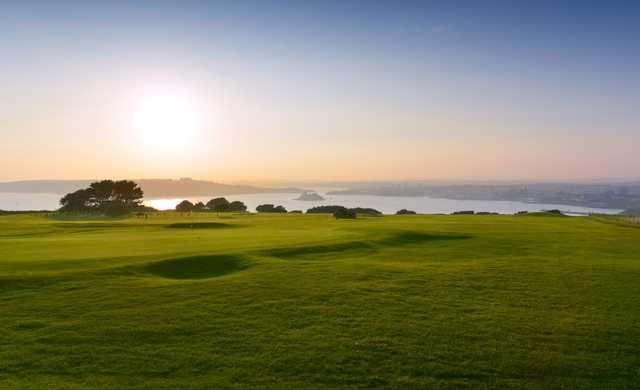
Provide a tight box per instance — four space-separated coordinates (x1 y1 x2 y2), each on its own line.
0 189 623 215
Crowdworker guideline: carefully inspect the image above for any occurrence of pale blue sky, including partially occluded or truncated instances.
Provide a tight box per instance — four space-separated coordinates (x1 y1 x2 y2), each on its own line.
1 1 639 181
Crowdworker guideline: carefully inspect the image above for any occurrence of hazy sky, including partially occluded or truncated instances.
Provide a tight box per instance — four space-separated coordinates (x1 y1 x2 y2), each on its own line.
1 1 639 182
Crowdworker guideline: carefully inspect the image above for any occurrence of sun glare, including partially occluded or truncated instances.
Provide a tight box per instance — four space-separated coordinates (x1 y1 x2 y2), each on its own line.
132 91 202 152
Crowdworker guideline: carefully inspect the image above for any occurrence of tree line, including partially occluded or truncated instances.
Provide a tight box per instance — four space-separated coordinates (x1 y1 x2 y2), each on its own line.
59 181 420 218
176 198 248 212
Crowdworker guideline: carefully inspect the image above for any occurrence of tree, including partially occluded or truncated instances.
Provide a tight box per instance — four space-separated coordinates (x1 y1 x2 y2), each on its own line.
59 180 145 215
306 205 347 214
89 180 115 204
256 204 275 212
176 200 194 212
112 180 144 208
206 197 230 212
396 209 416 215
334 208 356 219
227 200 247 212
306 205 380 216
59 188 95 212
256 204 287 213
193 202 206 212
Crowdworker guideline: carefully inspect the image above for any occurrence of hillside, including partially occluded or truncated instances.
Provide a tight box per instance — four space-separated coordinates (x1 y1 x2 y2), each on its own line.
1 213 639 388
0 178 304 197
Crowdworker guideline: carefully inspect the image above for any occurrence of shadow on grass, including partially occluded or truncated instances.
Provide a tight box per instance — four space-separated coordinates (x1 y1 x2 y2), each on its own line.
377 231 469 246
260 241 375 259
48 214 130 221
166 222 239 229
261 231 470 260
53 223 142 229
145 254 249 280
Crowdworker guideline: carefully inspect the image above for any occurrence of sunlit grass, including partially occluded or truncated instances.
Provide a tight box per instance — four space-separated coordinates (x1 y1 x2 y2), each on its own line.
1 212 639 388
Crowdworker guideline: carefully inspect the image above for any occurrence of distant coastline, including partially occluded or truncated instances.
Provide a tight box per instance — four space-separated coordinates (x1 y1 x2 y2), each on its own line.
327 182 640 210
0 178 306 198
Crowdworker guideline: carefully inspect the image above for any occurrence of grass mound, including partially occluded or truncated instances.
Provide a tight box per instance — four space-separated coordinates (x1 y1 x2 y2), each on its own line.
145 254 249 279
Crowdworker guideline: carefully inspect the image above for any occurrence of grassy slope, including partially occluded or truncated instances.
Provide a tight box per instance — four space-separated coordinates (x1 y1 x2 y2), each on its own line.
0 213 639 389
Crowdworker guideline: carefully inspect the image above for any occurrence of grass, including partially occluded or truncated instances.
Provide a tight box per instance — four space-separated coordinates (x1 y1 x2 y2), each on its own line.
0 212 639 388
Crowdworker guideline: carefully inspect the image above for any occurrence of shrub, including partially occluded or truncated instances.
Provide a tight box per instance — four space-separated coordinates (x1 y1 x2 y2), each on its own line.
396 209 417 215
350 207 382 216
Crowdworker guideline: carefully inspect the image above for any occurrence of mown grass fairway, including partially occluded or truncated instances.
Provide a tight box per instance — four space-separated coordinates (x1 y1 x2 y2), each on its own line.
1 213 639 388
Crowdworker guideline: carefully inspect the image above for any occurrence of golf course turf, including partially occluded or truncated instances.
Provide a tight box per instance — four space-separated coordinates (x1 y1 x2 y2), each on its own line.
1 212 639 388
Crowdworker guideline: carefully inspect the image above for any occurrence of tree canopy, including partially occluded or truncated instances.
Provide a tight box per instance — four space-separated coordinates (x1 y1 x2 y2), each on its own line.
176 200 195 212
256 204 287 213
227 200 247 212
333 208 357 219
306 205 381 216
206 197 230 212
59 180 144 215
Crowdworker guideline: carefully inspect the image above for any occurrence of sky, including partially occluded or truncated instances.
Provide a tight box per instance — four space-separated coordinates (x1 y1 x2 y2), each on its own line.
1 0 639 183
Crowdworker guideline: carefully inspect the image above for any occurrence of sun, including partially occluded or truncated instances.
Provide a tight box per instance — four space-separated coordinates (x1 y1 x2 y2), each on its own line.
132 91 202 152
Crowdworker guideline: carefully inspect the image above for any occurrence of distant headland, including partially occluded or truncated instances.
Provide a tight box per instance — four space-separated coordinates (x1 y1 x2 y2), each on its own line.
295 192 325 201
0 178 306 198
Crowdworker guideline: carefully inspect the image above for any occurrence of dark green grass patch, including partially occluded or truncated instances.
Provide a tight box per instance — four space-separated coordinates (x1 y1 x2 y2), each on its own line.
165 222 238 229
260 241 375 260
144 254 249 279
377 230 470 246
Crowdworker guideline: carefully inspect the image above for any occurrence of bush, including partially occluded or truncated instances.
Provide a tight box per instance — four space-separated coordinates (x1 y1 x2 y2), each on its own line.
350 207 382 216
289 210 303 214
396 209 416 215
333 208 357 219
